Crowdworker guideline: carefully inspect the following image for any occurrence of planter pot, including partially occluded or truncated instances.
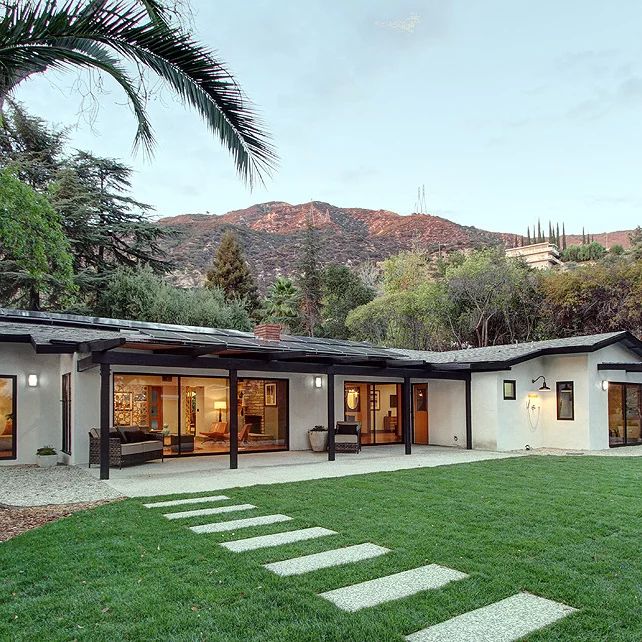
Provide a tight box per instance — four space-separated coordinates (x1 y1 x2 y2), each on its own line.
308 430 328 452
37 454 58 468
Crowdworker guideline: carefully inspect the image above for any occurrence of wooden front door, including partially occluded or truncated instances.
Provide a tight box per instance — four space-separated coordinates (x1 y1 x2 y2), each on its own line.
413 384 429 444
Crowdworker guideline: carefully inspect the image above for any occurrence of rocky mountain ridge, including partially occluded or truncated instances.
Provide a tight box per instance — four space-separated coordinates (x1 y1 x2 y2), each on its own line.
157 201 633 289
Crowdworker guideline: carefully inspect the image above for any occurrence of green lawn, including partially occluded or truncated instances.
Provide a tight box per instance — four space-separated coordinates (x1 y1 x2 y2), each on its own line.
1 456 641 641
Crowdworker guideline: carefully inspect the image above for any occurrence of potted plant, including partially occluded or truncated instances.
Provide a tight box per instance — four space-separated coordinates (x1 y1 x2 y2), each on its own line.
36 446 58 468
308 425 328 452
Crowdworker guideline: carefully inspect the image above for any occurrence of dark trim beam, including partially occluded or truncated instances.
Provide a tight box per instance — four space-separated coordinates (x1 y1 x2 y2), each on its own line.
465 375 472 450
99 362 111 480
403 376 412 455
80 338 126 353
81 350 470 381
598 362 642 372
229 369 238 470
327 373 335 461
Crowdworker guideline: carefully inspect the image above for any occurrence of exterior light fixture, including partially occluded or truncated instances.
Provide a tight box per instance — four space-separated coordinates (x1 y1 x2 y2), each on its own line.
601 380 609 391
531 376 550 391
214 401 227 421
314 376 323 389
27 373 38 387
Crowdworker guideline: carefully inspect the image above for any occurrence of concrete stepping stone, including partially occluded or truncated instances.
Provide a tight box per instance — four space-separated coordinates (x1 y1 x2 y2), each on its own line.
221 527 337 553
143 495 229 508
190 514 293 534
163 504 255 520
319 564 468 612
264 543 390 577
405 592 576 642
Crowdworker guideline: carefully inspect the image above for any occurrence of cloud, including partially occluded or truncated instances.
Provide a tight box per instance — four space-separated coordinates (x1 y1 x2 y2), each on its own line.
376 12 420 34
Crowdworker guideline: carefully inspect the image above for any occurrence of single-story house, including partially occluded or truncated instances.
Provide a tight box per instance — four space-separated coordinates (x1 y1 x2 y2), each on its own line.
1 308 641 478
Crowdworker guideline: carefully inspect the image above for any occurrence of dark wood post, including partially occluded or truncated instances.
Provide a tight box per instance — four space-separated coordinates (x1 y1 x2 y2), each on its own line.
465 374 472 450
327 372 335 461
403 376 412 455
99 362 111 480
229 369 238 469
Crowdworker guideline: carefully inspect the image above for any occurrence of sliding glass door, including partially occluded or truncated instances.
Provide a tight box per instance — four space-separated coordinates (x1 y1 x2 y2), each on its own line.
608 383 642 447
344 382 403 445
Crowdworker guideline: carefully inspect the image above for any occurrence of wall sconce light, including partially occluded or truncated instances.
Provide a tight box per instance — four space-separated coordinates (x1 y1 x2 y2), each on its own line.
214 401 227 421
531 376 550 391
601 380 609 391
314 376 323 389
526 392 539 410
27 373 39 387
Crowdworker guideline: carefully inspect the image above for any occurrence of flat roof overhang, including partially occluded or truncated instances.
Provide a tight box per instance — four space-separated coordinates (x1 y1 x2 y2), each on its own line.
77 347 472 380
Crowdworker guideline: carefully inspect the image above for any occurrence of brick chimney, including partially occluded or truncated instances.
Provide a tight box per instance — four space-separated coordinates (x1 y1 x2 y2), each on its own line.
253 323 282 342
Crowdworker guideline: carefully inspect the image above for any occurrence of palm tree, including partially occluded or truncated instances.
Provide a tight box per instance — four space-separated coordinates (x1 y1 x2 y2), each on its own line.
0 1 276 186
262 276 301 333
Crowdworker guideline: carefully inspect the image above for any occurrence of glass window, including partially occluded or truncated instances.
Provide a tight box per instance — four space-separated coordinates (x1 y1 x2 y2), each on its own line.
344 382 403 445
62 373 72 455
238 378 288 452
0 376 16 460
182 376 229 455
113 374 180 456
556 381 574 420
503 380 516 400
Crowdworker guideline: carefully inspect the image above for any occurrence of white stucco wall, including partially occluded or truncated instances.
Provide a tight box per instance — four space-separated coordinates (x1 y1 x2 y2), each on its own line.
470 343 642 452
425 379 467 447
0 344 62 465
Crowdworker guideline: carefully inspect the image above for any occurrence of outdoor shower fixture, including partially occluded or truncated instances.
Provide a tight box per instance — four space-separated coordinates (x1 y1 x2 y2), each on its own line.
531 376 551 391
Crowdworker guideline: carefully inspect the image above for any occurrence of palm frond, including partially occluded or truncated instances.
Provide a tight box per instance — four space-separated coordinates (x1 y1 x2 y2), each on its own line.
0 0 277 185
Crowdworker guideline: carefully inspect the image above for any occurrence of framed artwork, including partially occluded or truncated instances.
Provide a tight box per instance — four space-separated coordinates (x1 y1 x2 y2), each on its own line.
265 382 277 406
503 380 516 400
390 394 398 409
114 392 132 411
114 410 132 426
556 381 574 420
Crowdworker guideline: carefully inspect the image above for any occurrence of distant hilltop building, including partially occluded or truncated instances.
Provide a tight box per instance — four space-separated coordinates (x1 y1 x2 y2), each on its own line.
505 242 561 270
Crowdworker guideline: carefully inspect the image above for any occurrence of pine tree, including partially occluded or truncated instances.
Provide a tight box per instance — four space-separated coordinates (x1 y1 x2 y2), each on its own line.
205 229 259 315
297 210 323 336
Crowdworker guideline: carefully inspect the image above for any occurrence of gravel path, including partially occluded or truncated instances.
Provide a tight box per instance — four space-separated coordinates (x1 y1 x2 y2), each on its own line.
0 465 123 507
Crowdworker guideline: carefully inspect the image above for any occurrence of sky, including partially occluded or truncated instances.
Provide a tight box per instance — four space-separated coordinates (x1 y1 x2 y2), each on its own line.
16 0 642 233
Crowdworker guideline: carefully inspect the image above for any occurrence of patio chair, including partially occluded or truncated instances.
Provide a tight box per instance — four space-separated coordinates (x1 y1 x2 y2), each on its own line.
334 421 361 454
199 422 228 443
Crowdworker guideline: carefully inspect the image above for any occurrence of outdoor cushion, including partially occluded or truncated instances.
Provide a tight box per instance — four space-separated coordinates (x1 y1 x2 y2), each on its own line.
120 429 147 443
121 443 144 455
335 434 358 443
109 430 126 442
89 428 99 439
140 441 163 453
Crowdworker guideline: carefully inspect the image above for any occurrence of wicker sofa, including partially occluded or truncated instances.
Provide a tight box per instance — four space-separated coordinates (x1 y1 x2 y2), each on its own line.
88 427 164 468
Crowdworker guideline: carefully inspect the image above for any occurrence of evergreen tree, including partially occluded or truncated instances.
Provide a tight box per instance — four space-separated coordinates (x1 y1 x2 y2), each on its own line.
537 219 542 242
297 212 323 336
556 222 560 247
582 227 586 244
320 265 375 339
206 229 259 315
629 226 642 260
50 152 171 305
562 223 567 250
526 226 531 245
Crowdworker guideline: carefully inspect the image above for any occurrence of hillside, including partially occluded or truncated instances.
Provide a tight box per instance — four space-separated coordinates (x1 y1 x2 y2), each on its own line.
158 201 512 288
157 201 634 289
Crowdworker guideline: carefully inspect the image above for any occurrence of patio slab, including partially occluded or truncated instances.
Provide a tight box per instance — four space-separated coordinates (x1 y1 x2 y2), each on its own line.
405 592 577 641
86 445 522 497
221 526 337 552
319 564 468 612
